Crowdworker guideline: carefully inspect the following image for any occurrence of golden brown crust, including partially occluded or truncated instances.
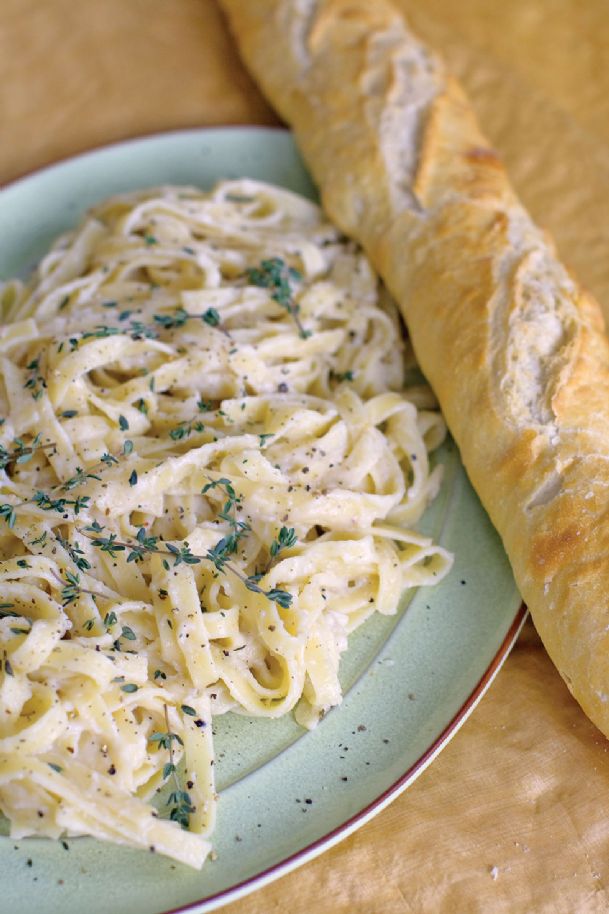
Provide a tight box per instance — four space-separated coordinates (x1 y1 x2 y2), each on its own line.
219 0 609 735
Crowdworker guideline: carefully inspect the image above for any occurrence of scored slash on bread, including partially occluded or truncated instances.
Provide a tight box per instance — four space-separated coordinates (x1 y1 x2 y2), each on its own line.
220 0 609 738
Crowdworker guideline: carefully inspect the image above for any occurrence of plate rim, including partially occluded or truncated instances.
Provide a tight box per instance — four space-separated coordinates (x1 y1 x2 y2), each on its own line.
167 604 527 914
0 125 290 192
0 126 527 914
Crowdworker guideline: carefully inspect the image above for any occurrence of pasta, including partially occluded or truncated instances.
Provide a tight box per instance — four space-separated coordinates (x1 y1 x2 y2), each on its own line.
0 179 452 868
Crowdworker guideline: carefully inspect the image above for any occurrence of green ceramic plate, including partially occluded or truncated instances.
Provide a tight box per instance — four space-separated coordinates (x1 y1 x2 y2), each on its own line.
0 129 525 914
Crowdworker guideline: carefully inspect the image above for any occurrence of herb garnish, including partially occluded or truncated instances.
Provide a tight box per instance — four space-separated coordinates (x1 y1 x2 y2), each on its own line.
54 570 105 607
61 467 101 492
269 526 297 559
169 420 205 441
32 491 90 514
78 482 293 608
246 257 310 339
0 504 16 528
149 706 195 830
330 369 355 383
55 534 91 571
153 307 230 337
0 436 56 471
59 571 85 606
24 356 47 401
0 490 90 530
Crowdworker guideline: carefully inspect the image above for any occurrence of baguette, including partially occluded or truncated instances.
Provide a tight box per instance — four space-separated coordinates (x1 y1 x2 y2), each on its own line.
220 0 609 737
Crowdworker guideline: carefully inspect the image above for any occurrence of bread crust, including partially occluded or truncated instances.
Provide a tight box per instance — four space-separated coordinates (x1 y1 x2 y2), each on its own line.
220 0 609 735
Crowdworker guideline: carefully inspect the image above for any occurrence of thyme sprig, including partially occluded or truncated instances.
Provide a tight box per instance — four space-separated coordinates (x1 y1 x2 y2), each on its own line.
269 525 297 560
246 257 310 339
52 569 106 607
0 504 16 528
231 564 293 609
198 478 291 604
73 477 295 608
0 491 91 529
55 533 91 572
81 524 201 570
32 491 91 514
169 420 205 441
2 442 294 608
59 306 230 352
79 514 293 608
0 437 139 536
0 436 57 471
150 704 194 830
0 443 133 528
23 356 47 401
59 570 83 606
329 369 355 383
201 477 250 573
76 322 155 344
60 467 101 492
153 307 231 338
248 525 297 579
69 442 133 484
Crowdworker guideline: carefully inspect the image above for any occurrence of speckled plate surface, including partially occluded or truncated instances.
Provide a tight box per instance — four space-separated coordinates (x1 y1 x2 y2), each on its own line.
0 128 525 914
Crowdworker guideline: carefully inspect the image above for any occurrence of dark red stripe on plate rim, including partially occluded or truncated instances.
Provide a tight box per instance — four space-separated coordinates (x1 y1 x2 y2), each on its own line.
164 602 528 914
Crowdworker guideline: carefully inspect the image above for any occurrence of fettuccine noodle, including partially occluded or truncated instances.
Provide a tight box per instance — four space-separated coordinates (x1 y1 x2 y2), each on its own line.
0 179 452 868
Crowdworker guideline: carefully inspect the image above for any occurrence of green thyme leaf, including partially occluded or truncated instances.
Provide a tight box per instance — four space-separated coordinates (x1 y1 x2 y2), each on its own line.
246 257 310 339
269 526 297 559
